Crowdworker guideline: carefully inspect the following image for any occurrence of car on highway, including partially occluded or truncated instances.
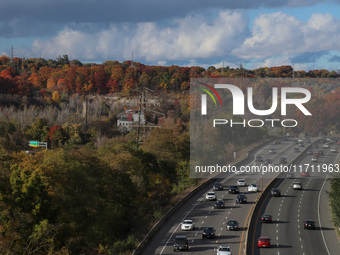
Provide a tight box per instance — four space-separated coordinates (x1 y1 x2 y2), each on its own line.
293 148 300 153
202 226 216 239
269 148 276 153
226 219 239 230
301 171 309 177
236 194 247 203
206 191 217 201
214 199 225 209
280 157 287 164
271 188 281 197
213 182 223 191
324 143 330 148
298 142 304 147
237 179 246 186
313 152 319 157
331 147 337 152
293 182 302 190
307 150 313 155
304 219 316 229
274 140 281 144
180 220 195 231
286 172 294 179
235 168 243 175
318 150 324 156
216 246 232 255
311 157 318 162
261 214 273 223
255 155 263 162
173 235 189 251
257 237 271 248
228 186 239 194
264 159 272 165
248 184 258 192
293 139 298 144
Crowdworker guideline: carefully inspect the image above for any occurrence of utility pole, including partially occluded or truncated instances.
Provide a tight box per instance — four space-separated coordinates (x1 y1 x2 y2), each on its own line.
10 46 13 62
136 87 155 144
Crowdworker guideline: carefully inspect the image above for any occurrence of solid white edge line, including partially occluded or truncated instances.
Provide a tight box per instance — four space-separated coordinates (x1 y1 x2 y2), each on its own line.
317 150 340 255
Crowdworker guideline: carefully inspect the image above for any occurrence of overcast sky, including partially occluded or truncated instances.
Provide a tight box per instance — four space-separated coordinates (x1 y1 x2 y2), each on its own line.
2 0 340 70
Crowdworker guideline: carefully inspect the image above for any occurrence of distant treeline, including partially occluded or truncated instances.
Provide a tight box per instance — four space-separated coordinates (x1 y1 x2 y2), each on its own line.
1 54 340 97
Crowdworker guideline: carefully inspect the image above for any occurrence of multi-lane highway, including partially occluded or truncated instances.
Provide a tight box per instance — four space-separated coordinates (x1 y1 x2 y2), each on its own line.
249 141 340 255
141 138 322 255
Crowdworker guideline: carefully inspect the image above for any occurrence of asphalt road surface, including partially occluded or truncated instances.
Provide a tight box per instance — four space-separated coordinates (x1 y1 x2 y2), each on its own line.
249 142 340 255
142 138 321 255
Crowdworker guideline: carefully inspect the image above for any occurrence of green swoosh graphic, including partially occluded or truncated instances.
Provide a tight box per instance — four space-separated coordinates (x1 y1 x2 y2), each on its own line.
200 88 217 106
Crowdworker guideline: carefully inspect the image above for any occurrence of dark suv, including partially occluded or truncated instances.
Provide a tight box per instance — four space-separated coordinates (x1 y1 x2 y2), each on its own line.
304 219 315 230
226 220 239 230
228 185 239 194
213 182 223 191
280 157 287 164
261 214 273 223
271 188 281 197
236 194 247 203
173 235 189 251
202 226 216 239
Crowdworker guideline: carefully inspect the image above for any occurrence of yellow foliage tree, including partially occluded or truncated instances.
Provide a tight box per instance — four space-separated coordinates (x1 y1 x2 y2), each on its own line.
52 91 61 103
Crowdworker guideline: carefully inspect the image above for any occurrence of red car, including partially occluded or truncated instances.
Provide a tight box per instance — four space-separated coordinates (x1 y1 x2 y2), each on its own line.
302 172 309 177
313 152 319 157
258 237 271 248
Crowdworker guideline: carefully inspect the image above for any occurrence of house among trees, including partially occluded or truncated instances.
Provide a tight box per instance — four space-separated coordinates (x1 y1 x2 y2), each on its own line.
117 109 145 132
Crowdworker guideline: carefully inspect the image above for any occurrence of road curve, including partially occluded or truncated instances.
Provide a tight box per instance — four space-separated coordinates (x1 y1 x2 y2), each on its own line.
249 141 340 255
141 138 313 255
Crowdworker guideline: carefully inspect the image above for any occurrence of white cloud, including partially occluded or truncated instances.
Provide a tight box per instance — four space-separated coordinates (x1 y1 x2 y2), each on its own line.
232 12 340 60
26 9 340 71
30 10 249 62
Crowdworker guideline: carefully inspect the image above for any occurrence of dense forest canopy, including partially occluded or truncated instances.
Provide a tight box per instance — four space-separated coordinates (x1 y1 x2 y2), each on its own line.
1 54 340 97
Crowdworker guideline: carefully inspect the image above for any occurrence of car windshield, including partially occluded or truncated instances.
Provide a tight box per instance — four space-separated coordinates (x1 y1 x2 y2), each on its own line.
204 227 213 231
207 192 214 195
175 238 187 244
228 221 237 225
183 220 192 224
260 238 270 241
219 247 231 251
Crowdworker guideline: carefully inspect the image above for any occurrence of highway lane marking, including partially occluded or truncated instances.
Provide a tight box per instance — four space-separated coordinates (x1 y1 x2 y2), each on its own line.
159 195 205 255
317 172 332 255
249 178 278 255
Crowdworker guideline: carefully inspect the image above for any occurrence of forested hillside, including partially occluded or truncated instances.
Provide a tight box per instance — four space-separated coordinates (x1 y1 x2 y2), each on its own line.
0 55 340 254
